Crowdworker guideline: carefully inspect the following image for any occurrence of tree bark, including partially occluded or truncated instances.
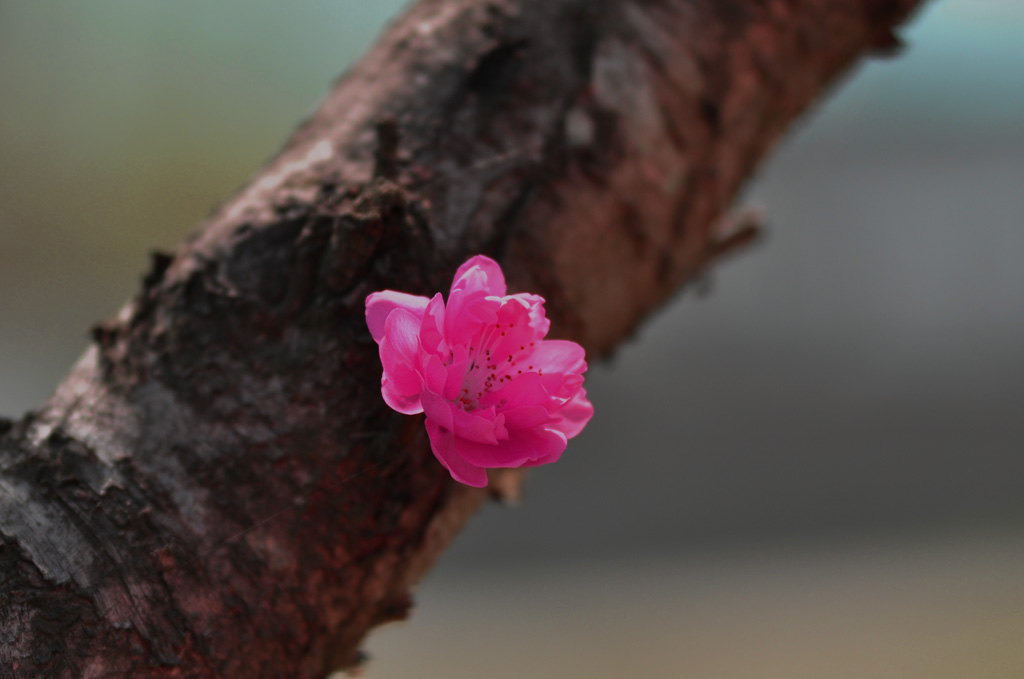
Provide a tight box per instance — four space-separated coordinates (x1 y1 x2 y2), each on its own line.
0 0 922 676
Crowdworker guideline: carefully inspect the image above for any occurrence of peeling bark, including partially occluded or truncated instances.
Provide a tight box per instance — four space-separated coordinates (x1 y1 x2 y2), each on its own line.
0 0 923 677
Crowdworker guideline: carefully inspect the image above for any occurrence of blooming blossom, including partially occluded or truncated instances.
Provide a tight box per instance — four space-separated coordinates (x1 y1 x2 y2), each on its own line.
365 256 593 487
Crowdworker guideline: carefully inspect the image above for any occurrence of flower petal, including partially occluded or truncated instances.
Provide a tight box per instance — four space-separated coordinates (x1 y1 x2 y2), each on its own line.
419 293 448 355
531 339 587 375
482 372 549 410
509 292 551 338
501 405 559 430
455 426 567 469
420 388 454 431
486 297 543 364
365 291 430 343
425 420 489 487
519 435 568 467
422 354 449 398
548 388 593 439
445 291 497 345
540 371 584 401
422 388 502 445
381 376 424 415
378 309 424 414
452 409 502 445
442 347 471 401
451 255 506 297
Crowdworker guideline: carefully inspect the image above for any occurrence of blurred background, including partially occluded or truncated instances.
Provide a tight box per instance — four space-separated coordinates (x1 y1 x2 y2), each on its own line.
1 1 1022 677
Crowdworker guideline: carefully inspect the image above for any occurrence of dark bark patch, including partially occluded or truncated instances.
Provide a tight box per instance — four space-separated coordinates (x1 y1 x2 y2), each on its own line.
372 591 413 625
373 119 401 181
700 97 722 135
492 179 538 261
142 251 174 292
618 201 651 256
465 40 529 104
566 7 600 82
224 218 306 312
572 103 621 183
182 266 219 317
89 321 119 351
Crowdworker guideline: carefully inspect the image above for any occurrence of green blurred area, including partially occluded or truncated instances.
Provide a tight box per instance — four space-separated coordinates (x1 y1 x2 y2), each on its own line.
0 1 407 407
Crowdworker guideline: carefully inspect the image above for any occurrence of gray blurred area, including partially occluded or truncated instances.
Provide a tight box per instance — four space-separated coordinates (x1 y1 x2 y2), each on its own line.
1 1 1023 677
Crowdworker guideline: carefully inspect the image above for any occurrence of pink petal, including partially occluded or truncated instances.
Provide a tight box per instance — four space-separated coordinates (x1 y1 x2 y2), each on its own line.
446 291 498 345
549 388 594 439
501 405 559 430
466 295 501 324
455 426 567 469
422 354 449 397
422 389 502 445
419 293 447 355
365 291 430 343
425 420 489 487
482 372 550 410
509 293 551 337
378 309 425 414
451 255 506 297
519 437 568 467
381 376 424 415
540 371 584 400
487 298 543 363
531 339 587 375
442 346 472 401
420 388 454 431
452 408 502 445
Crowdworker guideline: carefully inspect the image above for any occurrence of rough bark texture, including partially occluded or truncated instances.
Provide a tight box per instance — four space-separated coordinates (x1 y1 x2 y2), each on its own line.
0 0 922 676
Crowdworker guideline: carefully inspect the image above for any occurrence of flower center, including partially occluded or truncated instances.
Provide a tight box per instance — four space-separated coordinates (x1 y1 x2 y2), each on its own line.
457 320 538 411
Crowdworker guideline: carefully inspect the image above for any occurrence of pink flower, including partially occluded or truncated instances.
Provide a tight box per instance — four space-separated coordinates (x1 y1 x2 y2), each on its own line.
365 256 593 487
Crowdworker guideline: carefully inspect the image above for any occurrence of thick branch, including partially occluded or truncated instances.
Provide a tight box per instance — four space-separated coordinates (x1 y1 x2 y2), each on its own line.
0 0 922 677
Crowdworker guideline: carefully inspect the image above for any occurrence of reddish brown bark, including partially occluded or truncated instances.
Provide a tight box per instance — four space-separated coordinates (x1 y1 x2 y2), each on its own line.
0 0 922 677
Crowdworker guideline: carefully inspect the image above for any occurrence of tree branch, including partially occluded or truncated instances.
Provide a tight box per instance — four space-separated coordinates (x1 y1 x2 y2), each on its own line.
0 0 923 676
